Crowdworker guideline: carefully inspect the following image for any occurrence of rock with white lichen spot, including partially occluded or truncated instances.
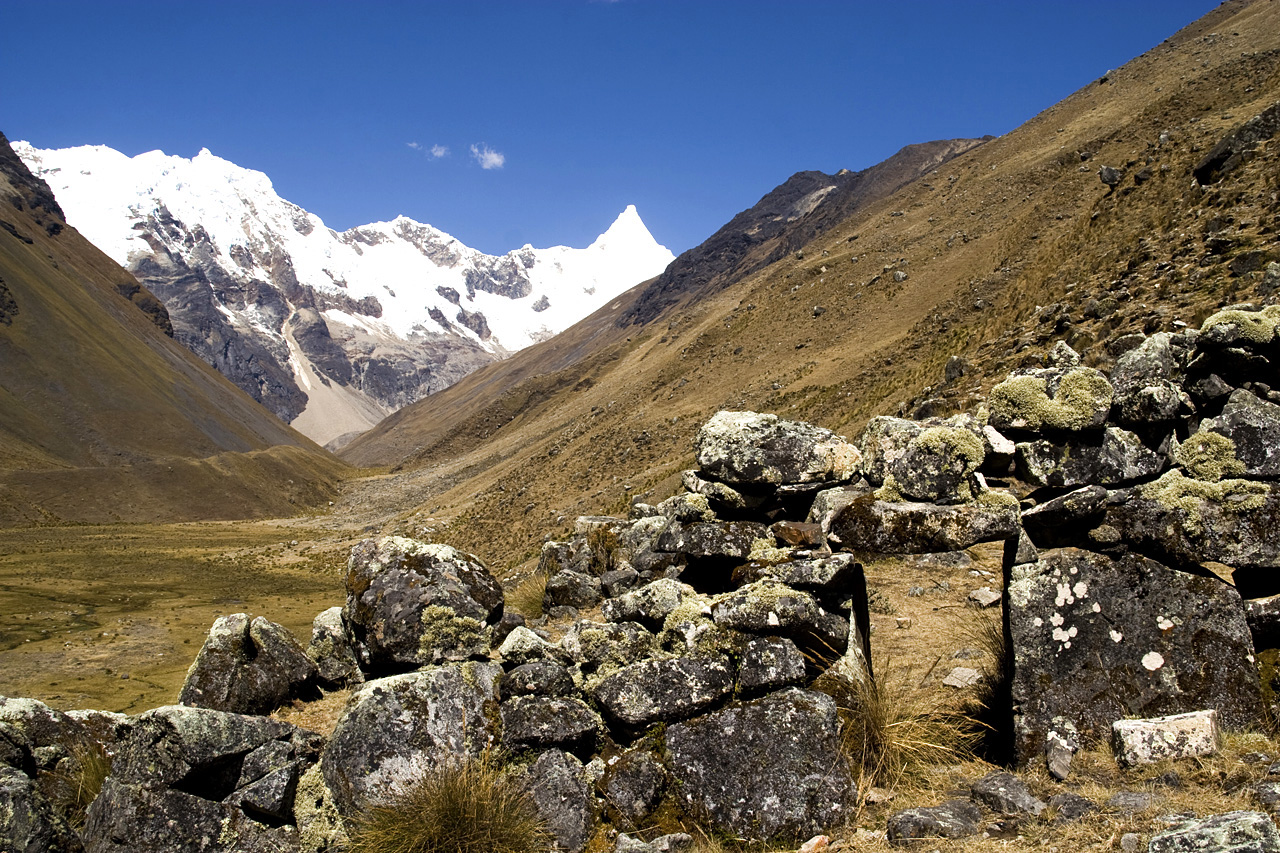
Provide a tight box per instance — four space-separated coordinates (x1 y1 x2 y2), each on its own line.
886 799 982 845
695 411 861 487
655 519 773 560
343 537 503 674
1149 810 1280 853
592 656 734 731
1199 390 1280 479
1007 548 1263 767
1112 710 1219 767
519 749 594 853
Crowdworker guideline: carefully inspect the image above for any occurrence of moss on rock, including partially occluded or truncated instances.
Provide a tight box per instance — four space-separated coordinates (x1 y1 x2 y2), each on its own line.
989 368 1114 432
1175 432 1246 482
1138 469 1268 536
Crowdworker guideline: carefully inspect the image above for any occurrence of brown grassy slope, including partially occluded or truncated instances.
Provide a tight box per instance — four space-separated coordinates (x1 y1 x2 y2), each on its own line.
337 0 1280 576
0 134 350 524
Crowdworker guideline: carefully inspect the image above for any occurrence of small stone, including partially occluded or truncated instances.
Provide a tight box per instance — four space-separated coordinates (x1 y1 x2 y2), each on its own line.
799 836 830 853
1107 791 1157 813
896 617 913 630
970 771 1046 816
942 667 981 689
1112 710 1219 767
968 587 1002 608
1047 792 1097 822
1120 832 1142 853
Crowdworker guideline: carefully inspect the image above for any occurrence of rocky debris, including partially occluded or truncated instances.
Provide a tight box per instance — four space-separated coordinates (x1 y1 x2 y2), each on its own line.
500 695 602 759
970 771 1046 816
82 704 321 852
1150 810 1280 853
1194 100 1280 185
306 606 362 688
320 662 501 817
695 410 861 487
179 613 320 715
664 689 853 840
1111 710 1220 767
1008 549 1262 766
886 799 982 845
343 537 503 673
520 749 594 853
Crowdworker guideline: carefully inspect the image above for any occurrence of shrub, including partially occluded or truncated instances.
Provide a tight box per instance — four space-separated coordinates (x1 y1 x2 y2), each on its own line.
348 756 550 853
506 571 548 619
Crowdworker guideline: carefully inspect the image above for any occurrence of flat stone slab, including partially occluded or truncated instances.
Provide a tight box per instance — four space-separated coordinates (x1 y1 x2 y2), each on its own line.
1112 710 1219 767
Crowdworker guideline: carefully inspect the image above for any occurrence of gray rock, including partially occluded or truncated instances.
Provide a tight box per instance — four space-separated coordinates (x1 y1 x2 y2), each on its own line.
1150 810 1280 853
942 667 982 688
1105 472 1280 571
344 537 503 673
1021 485 1109 549
711 581 822 635
306 607 363 688
829 493 1020 554
738 636 808 695
501 660 575 698
808 484 872 535
695 410 861 487
500 696 601 760
179 613 320 715
1247 594 1280 649
886 799 982 845
1194 99 1280 184
561 620 656 688
0 765 83 853
521 749 593 853
1200 390 1280 478
1047 791 1096 821
1008 549 1263 766
1099 165 1124 187
1046 718 1080 782
969 587 1002 608
1198 305 1280 348
497 625 562 667
970 771 1045 816
1107 790 1156 813
601 567 641 598
681 469 765 514
655 520 773 560
890 425 987 503
320 662 502 817
664 689 853 841
545 569 603 610
593 656 734 731
1016 427 1163 489
602 749 666 827
602 578 691 630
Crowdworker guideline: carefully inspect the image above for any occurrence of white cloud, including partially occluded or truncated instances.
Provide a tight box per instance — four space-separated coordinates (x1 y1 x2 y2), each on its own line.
470 143 505 170
408 142 449 160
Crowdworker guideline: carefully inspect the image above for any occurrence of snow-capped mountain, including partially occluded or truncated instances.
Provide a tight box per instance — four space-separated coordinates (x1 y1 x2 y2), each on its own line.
14 142 674 445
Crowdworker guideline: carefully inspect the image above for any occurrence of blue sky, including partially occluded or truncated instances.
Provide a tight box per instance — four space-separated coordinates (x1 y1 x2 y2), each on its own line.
3 1 1214 256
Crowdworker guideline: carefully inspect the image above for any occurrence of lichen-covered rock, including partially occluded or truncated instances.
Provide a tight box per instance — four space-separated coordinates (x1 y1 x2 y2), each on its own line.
664 689 853 841
1016 427 1163 489
970 771 1046 816
0 765 83 853
306 607 363 689
1007 548 1263 766
545 569 603 609
738 636 807 695
807 484 872 535
989 364 1114 433
695 410 861 487
1112 710 1219 767
500 696 602 759
655 519 773 560
1149 810 1280 853
1199 390 1280 478
711 580 822 635
890 426 986 503
179 613 320 715
520 749 593 853
1105 472 1280 571
593 656 733 731
0 696 95 779
681 469 765 514
294 763 348 852
501 659 575 698
1021 486 1109 549
602 749 666 827
320 662 502 817
497 625 562 667
561 620 657 690
1109 333 1196 427
829 492 1019 554
602 578 693 631
344 537 503 673
1198 305 1280 348
733 553 864 601
887 799 982 845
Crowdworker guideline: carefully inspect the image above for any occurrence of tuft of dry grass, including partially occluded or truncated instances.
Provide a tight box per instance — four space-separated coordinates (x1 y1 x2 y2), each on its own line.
505 571 548 620
348 755 550 853
44 740 111 830
272 687 352 737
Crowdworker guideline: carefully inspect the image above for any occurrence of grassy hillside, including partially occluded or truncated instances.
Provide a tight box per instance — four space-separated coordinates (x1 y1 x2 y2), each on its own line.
0 133 350 524
337 0 1280 578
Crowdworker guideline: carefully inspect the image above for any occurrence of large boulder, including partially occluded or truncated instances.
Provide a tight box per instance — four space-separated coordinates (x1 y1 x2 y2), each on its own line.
1007 548 1263 766
1199 390 1280 478
1109 332 1195 427
520 749 593 853
343 537 503 673
500 696 602 760
663 688 853 841
179 613 320 715
655 520 773 560
0 765 82 853
320 662 502 817
828 492 1019 554
695 411 861 487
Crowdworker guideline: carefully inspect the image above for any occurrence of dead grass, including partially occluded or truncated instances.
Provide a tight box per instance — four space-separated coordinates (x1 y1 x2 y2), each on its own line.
347 755 550 853
44 740 111 830
272 687 352 736
505 571 548 620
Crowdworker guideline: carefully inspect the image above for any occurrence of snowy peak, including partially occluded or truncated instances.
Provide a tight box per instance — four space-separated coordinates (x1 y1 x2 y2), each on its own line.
17 141 675 445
